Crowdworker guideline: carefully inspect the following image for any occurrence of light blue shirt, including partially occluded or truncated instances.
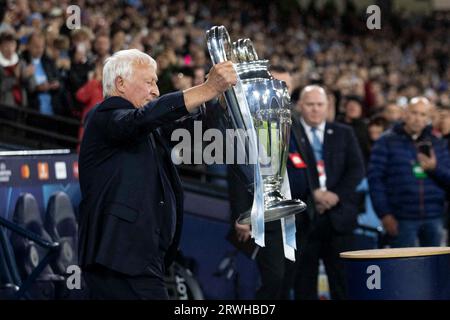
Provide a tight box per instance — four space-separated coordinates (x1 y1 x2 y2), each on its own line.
32 58 53 115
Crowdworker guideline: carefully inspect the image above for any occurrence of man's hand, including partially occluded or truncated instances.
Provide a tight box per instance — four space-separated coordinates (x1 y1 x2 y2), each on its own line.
48 80 60 90
36 82 50 92
313 189 339 214
183 61 237 113
56 58 71 70
315 202 327 214
381 214 398 237
204 61 237 96
418 150 437 171
323 191 339 207
234 221 251 242
23 64 35 78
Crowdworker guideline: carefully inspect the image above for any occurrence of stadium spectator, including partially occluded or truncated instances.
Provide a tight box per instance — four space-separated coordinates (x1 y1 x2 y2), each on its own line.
326 91 336 122
20 32 62 115
337 96 371 165
382 101 404 128
440 106 450 149
438 106 450 245
368 116 389 146
0 0 448 126
0 30 26 107
368 97 450 247
92 34 111 63
75 61 103 148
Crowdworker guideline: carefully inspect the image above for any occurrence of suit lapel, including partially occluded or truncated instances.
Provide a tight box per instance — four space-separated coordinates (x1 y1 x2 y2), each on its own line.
291 116 320 190
322 122 335 186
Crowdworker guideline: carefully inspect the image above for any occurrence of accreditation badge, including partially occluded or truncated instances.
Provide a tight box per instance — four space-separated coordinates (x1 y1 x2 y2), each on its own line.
412 162 428 179
317 160 327 189
289 153 307 169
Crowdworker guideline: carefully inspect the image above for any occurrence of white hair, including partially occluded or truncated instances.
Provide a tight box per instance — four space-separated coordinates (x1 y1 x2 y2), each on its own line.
409 96 431 108
299 85 327 102
102 49 157 97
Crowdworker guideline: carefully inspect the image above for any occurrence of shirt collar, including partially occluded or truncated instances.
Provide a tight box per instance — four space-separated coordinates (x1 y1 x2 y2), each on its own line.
300 117 326 133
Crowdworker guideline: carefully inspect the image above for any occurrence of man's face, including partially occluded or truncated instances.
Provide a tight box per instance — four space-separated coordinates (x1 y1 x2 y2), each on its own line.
429 106 441 129
439 109 450 135
345 100 362 120
120 63 160 108
298 89 328 127
29 36 45 58
0 40 16 59
369 124 384 142
384 103 403 122
95 36 110 56
404 101 431 135
271 71 293 94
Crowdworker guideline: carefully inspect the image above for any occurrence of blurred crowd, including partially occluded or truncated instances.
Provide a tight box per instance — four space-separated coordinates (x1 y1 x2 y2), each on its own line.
0 0 449 145
0 0 449 292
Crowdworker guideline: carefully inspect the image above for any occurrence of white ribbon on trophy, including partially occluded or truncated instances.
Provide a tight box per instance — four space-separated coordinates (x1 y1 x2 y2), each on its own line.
280 173 297 261
231 71 265 247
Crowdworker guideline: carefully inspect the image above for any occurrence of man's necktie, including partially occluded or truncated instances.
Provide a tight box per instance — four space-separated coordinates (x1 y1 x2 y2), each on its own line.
310 127 323 162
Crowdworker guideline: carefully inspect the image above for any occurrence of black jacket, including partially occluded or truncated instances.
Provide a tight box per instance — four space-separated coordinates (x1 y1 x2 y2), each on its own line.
288 116 365 233
78 92 189 276
21 51 64 113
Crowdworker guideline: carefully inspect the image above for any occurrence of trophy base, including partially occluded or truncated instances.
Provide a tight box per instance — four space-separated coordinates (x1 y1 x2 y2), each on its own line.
237 199 307 225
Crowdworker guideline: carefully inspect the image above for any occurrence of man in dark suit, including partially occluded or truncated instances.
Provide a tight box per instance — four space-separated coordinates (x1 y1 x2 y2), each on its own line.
288 85 365 299
78 49 237 299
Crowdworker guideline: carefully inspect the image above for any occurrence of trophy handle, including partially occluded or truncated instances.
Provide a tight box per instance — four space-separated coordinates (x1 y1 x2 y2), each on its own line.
232 39 259 63
206 26 236 64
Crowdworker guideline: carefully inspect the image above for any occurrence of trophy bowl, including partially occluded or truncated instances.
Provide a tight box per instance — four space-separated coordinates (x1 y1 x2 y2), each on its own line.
236 78 306 224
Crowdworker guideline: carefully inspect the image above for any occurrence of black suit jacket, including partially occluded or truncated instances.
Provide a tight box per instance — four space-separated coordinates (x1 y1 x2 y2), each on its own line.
78 92 190 276
288 116 365 233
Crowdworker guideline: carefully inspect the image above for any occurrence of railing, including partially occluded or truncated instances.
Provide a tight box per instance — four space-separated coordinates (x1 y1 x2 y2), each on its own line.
0 104 80 150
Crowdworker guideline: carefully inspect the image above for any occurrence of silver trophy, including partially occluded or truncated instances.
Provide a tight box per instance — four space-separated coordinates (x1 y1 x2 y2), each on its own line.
206 26 306 225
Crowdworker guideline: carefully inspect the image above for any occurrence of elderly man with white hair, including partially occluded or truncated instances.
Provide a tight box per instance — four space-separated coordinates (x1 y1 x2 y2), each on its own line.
369 96 450 248
78 49 237 299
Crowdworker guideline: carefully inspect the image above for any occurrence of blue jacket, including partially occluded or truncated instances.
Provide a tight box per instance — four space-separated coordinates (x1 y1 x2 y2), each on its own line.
368 123 450 220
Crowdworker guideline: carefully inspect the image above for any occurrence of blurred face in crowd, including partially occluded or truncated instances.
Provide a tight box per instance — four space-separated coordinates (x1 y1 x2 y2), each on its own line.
94 35 110 57
383 103 403 123
327 93 336 122
116 62 160 108
298 86 328 127
28 35 45 59
403 97 432 136
112 31 126 50
429 105 441 129
369 124 384 142
271 71 293 95
345 100 363 121
193 67 205 86
0 39 17 60
172 72 193 91
439 109 450 135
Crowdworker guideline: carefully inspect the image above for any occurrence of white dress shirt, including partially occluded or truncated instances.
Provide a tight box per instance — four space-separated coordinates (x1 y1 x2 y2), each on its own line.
300 118 326 145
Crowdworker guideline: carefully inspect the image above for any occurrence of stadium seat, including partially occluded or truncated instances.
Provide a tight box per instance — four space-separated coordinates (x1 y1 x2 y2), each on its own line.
44 192 78 275
9 193 63 299
0 227 20 299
